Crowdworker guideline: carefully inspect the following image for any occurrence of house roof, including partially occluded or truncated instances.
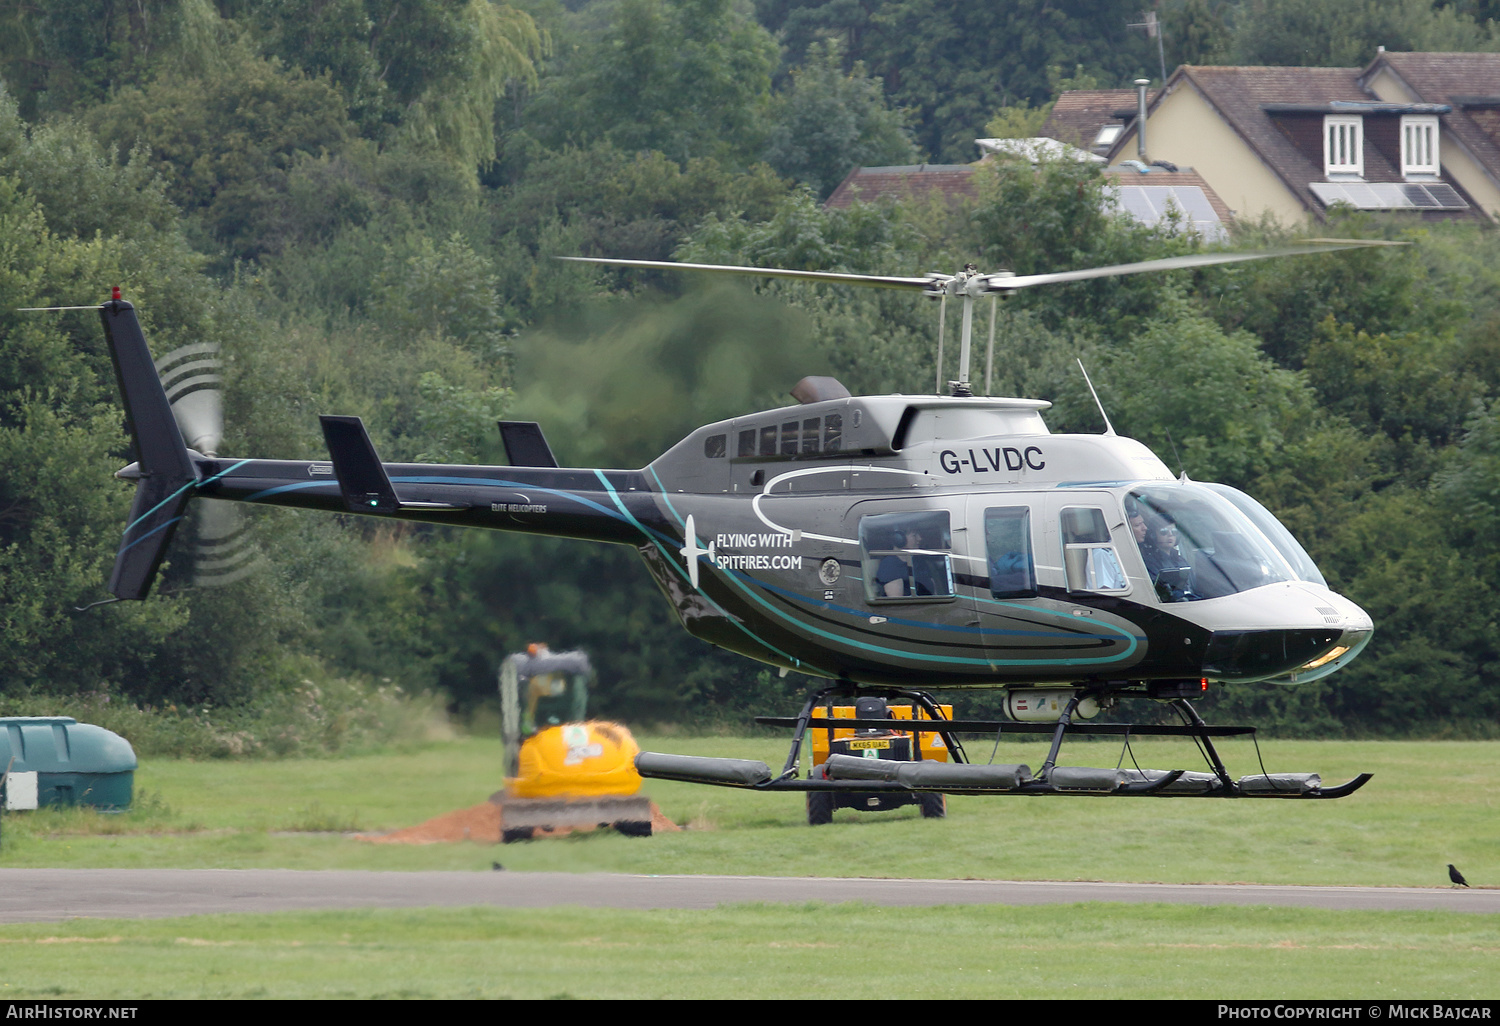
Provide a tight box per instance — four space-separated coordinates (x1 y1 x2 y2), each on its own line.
1364 52 1500 192
1109 63 1488 222
976 137 1103 163
1040 89 1153 151
824 158 1235 239
823 164 980 209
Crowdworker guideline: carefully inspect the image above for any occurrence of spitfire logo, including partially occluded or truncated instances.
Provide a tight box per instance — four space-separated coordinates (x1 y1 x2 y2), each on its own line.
939 446 1045 474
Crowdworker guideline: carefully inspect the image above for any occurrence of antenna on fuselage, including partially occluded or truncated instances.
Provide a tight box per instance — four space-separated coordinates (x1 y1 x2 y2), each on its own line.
1076 359 1117 436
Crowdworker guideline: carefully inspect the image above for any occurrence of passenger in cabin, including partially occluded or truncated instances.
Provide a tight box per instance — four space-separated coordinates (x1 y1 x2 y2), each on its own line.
1087 546 1127 590
877 527 941 597
989 551 1032 595
1125 509 1152 584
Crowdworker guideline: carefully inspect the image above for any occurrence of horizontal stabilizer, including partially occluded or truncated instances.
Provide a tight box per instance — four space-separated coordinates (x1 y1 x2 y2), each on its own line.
498 421 559 468
320 416 399 513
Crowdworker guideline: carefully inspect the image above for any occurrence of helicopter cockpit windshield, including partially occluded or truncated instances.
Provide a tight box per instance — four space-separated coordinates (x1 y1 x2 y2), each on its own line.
1126 483 1311 603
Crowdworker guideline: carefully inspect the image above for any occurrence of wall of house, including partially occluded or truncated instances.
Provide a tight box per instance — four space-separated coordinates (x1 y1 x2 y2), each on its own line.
1110 78 1309 227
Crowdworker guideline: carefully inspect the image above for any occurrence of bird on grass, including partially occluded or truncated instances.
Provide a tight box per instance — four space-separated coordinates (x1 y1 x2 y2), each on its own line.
1448 864 1469 888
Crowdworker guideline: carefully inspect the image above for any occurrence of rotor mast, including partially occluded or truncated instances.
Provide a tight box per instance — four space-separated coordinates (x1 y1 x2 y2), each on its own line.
929 266 1014 397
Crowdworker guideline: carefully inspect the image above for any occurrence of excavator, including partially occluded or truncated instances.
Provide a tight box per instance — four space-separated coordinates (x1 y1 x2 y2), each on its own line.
496 644 654 842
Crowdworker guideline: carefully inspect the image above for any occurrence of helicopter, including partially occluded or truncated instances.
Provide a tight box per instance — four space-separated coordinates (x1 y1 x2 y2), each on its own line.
91 238 1396 802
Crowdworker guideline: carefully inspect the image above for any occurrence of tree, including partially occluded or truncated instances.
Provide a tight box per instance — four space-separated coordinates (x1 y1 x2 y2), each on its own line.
1229 0 1497 67
88 51 355 263
968 153 1195 337
253 0 544 168
840 0 1157 162
761 40 916 198
1165 0 1232 67
525 0 777 167
1090 290 1315 487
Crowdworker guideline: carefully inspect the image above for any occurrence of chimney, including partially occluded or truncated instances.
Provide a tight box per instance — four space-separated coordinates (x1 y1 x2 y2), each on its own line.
1136 79 1150 162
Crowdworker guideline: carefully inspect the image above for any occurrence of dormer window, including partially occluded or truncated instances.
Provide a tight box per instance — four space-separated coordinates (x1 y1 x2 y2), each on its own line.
1401 115 1440 177
1324 115 1364 178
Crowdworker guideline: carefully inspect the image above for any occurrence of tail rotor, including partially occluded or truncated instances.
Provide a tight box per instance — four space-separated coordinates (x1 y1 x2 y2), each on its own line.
155 340 263 589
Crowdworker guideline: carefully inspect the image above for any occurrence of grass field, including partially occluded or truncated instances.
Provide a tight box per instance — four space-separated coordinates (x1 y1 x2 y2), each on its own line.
3 904 1497 1000
2 735 1496 998
3 735 1495 886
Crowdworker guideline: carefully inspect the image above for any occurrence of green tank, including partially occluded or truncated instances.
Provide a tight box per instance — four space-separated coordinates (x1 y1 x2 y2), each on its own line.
0 717 137 810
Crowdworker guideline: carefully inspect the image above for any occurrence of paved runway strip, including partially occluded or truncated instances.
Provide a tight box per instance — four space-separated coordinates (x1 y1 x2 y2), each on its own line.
2 869 1496 922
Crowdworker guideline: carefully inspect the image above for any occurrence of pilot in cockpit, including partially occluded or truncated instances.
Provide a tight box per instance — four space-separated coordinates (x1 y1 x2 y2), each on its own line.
1144 514 1193 601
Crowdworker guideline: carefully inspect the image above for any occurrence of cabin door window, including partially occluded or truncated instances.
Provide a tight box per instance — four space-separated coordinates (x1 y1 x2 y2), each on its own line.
1060 506 1128 594
858 511 955 602
983 506 1036 599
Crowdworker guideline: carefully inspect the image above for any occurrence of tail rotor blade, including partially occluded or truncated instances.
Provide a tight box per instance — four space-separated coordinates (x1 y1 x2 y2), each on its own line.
156 342 223 456
192 499 263 588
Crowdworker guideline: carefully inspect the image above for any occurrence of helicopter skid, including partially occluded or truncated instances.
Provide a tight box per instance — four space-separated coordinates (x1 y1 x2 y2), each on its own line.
634 685 1372 801
633 751 1371 799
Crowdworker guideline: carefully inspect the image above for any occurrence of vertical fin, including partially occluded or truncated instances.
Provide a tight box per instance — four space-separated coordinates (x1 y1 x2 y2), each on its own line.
100 299 199 599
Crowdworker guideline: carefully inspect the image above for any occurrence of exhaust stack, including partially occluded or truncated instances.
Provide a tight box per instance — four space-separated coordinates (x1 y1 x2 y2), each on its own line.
1136 78 1151 163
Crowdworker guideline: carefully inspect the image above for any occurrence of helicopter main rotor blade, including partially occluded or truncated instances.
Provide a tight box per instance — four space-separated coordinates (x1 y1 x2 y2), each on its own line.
984 239 1405 292
558 256 937 290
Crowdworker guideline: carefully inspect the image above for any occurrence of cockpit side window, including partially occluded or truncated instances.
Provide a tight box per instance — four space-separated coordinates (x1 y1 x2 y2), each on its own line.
984 506 1036 599
859 511 955 603
1060 506 1128 594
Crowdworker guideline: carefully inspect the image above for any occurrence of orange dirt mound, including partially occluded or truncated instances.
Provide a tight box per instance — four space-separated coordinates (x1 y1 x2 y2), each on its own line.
358 800 679 844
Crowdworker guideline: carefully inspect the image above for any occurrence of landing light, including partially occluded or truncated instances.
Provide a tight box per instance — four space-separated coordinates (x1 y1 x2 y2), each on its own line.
1300 645 1350 672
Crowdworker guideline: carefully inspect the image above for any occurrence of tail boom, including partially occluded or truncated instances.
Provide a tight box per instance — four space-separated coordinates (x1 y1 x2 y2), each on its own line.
191 456 648 544
101 298 646 600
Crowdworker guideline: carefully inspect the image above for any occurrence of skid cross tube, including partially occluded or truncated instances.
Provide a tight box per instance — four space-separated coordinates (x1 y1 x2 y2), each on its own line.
1037 692 1083 783
772 683 968 784
1172 697 1236 792
754 717 1255 736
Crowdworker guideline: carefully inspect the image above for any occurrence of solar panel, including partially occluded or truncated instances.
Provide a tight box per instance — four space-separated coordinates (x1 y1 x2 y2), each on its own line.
1423 182 1467 208
1403 184 1440 207
1109 185 1226 239
1115 188 1160 221
1310 181 1469 211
